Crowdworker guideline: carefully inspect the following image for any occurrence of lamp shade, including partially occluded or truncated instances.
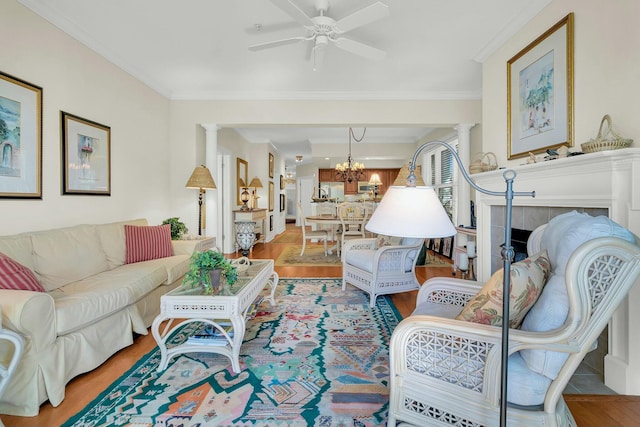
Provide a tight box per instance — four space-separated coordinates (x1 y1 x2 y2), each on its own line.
365 186 456 238
186 165 216 189
248 177 263 188
368 173 383 185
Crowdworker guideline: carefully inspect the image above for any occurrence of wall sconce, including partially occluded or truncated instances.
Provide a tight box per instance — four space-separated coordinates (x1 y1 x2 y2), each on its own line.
368 172 382 200
185 165 216 235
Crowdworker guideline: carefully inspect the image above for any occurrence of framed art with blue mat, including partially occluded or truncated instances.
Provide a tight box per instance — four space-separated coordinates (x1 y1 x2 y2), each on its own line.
63 278 401 427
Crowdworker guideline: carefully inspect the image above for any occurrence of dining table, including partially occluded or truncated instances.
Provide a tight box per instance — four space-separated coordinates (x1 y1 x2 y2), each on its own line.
305 214 368 255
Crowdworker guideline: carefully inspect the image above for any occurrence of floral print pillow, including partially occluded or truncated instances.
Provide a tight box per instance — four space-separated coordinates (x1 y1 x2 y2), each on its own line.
456 250 550 328
374 235 403 249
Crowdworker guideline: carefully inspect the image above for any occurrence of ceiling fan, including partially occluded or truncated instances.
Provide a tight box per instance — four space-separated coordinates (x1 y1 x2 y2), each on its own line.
248 0 389 70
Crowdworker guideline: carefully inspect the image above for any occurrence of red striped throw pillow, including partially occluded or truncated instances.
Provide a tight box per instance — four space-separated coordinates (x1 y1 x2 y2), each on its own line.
0 252 45 292
125 224 173 264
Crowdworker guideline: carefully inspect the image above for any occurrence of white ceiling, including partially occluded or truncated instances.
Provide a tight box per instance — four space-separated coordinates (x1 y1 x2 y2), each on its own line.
18 0 551 168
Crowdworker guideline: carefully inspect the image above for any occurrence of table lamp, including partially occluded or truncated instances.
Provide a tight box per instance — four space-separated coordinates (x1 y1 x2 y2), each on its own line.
239 178 250 211
248 177 264 210
366 140 535 427
368 173 383 200
185 165 216 235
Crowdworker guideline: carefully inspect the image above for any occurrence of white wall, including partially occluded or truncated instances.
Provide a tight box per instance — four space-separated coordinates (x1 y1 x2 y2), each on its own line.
482 0 639 168
1 1 171 235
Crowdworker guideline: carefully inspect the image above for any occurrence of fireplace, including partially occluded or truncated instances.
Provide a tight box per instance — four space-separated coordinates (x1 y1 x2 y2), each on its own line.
474 148 640 395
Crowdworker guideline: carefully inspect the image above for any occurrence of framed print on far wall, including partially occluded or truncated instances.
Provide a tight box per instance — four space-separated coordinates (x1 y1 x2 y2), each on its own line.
268 152 274 178
61 112 111 195
507 13 574 160
0 71 42 199
268 181 274 211
236 157 248 205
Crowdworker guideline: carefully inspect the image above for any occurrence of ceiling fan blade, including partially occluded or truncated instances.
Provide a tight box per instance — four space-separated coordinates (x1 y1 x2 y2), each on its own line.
270 0 315 27
333 37 386 60
248 36 308 51
333 2 389 34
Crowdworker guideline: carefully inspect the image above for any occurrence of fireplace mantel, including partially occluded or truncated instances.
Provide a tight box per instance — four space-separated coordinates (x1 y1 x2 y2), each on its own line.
473 148 640 395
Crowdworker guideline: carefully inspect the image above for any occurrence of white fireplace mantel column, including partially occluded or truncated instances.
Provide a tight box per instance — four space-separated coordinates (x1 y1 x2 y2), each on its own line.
455 123 474 228
474 148 640 395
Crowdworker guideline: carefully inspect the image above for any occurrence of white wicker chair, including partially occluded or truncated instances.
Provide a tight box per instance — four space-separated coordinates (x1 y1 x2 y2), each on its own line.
342 236 422 307
387 213 640 427
336 202 370 256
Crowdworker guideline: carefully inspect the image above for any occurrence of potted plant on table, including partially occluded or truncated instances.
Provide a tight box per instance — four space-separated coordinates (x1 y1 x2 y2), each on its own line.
162 217 188 240
182 250 238 295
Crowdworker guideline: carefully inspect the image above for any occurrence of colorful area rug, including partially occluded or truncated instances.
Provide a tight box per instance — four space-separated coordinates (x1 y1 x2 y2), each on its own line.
63 278 401 426
275 245 342 267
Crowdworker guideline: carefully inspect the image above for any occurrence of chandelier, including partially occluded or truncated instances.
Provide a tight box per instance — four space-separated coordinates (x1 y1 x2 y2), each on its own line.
336 127 366 183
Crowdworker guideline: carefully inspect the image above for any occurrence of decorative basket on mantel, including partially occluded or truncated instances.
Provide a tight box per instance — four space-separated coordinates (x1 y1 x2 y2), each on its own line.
581 114 633 153
469 152 498 174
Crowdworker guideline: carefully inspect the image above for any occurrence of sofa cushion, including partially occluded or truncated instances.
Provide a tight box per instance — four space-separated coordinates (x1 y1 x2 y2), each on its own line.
0 234 36 272
159 254 191 284
125 224 173 264
456 251 550 328
31 225 109 291
52 262 167 335
412 301 463 318
96 218 148 269
0 252 45 292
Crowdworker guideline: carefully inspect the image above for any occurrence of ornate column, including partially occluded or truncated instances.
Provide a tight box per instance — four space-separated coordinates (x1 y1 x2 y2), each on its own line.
455 123 474 228
201 124 220 241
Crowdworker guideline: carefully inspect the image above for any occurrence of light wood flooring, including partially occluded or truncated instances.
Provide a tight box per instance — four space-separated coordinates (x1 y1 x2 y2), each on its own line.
2 224 639 427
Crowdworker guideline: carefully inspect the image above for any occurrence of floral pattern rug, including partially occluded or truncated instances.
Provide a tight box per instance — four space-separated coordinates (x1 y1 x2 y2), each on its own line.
63 278 401 426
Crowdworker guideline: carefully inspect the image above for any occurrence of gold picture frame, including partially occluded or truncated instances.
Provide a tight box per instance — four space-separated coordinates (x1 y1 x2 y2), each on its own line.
62 112 111 195
268 152 274 178
0 71 42 198
268 181 275 211
507 13 574 160
236 157 248 206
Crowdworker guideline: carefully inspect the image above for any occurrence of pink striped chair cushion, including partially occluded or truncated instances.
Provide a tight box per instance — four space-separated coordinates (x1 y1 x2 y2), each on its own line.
125 224 173 264
0 252 45 292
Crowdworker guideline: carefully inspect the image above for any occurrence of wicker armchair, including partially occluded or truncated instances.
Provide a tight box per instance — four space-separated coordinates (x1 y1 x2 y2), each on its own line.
342 236 422 307
387 212 640 427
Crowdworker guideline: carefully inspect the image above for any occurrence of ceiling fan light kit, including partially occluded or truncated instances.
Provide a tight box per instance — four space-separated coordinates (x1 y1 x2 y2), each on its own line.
248 0 389 69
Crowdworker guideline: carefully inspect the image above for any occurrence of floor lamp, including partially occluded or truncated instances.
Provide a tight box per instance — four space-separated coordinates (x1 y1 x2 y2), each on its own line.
365 141 535 427
185 165 217 236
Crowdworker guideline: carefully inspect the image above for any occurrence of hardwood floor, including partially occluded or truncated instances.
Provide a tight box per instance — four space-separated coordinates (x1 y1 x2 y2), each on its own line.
2 223 637 426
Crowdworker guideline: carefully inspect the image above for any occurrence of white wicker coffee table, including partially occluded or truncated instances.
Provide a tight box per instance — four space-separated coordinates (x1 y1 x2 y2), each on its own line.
151 259 278 373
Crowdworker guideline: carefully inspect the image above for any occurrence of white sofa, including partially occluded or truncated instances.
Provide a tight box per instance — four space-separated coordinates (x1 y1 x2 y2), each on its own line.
0 218 205 416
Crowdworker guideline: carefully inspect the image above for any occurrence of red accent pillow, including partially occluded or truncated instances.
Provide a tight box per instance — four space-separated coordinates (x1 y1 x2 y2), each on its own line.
125 224 173 264
0 252 45 292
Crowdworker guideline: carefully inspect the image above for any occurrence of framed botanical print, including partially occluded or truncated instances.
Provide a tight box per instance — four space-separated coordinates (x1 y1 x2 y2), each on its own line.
61 112 111 195
507 13 574 159
0 71 42 198
280 193 285 212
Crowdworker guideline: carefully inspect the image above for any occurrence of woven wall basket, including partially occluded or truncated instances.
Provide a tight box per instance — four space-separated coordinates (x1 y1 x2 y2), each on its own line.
581 115 633 153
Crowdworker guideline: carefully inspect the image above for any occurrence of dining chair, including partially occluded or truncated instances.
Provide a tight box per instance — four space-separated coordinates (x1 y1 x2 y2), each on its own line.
297 203 328 256
336 202 369 256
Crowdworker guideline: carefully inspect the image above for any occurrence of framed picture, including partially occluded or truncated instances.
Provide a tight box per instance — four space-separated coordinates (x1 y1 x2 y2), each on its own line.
0 71 42 198
279 174 284 190
61 112 111 195
268 152 274 178
507 13 574 160
279 193 285 212
236 157 248 206
268 181 274 211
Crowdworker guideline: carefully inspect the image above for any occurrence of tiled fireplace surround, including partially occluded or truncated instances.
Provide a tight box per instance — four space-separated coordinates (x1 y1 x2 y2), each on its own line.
473 148 640 395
